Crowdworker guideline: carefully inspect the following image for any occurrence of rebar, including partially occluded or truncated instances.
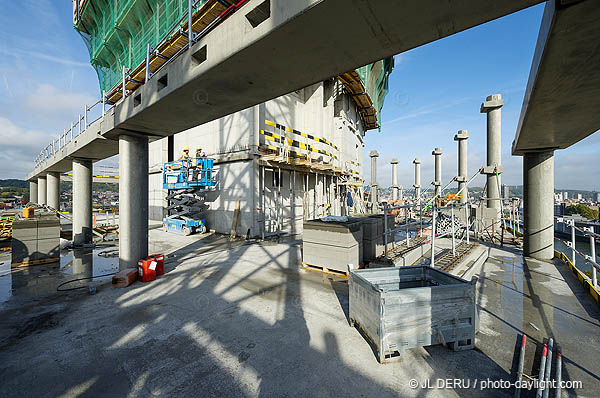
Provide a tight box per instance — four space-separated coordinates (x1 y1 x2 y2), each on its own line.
536 343 547 398
543 338 553 398
515 334 527 398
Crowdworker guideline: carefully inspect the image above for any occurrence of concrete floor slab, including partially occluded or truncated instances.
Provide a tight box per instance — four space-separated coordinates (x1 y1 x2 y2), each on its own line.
0 232 598 397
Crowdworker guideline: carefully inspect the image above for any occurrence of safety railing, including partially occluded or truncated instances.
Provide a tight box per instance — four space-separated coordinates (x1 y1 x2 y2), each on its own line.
379 165 523 269
35 0 249 171
555 217 599 289
34 96 106 169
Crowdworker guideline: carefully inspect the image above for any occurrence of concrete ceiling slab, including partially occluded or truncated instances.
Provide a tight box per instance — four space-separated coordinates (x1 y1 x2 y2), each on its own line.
32 0 543 178
513 0 600 155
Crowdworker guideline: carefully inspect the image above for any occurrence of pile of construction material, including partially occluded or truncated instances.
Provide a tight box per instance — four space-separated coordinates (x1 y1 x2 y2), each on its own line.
302 214 396 275
302 217 363 275
0 213 15 241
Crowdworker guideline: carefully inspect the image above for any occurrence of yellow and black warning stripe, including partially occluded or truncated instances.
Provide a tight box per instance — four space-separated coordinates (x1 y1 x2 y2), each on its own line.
265 120 340 152
260 130 338 160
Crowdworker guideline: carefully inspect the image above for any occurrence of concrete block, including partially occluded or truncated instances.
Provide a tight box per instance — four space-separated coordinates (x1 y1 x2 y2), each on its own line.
11 218 38 241
303 241 362 272
11 240 37 264
11 214 60 265
303 220 362 247
37 238 60 259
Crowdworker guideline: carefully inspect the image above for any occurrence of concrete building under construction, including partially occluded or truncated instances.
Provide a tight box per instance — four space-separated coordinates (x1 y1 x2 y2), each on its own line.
72 0 394 238
147 74 394 237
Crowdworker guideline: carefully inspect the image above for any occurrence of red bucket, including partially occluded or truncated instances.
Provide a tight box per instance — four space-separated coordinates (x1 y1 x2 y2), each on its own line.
148 254 165 276
137 259 156 283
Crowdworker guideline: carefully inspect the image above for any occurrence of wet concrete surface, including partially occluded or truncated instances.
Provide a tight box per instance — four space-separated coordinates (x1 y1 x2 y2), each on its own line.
0 231 598 397
475 246 600 397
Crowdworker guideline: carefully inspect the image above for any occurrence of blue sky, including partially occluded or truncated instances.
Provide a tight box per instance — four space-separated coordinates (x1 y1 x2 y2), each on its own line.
0 1 598 190
365 3 600 191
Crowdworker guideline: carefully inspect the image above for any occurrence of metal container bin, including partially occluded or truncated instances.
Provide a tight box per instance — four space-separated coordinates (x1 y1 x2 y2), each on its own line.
349 266 477 362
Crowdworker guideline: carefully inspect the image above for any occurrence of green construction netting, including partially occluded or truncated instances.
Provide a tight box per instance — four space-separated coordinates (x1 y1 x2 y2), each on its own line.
356 57 394 128
75 0 394 120
75 0 209 94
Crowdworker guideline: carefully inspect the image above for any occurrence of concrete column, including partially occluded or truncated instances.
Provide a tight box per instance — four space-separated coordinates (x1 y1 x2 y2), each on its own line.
369 150 379 209
72 248 93 278
413 158 421 200
119 134 149 269
73 158 92 246
391 158 398 201
29 180 38 204
523 150 554 260
46 172 60 210
37 176 47 205
398 185 403 201
432 148 442 197
454 130 469 204
481 94 503 209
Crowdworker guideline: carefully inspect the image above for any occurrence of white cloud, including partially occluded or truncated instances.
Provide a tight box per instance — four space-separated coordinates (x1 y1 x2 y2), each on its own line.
0 48 90 69
0 117 52 179
23 83 96 115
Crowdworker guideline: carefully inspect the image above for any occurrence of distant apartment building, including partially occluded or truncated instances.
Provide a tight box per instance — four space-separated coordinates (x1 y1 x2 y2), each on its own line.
563 191 569 200
576 193 583 201
595 192 600 202
554 192 563 202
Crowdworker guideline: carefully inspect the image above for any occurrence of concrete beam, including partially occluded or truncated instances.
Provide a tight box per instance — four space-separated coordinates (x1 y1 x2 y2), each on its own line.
523 150 554 260
29 0 542 180
73 159 92 246
119 134 149 269
513 0 600 155
46 172 60 210
37 176 47 205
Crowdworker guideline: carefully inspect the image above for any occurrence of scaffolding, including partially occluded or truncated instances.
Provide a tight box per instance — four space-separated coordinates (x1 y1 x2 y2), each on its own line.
73 0 240 102
338 58 394 131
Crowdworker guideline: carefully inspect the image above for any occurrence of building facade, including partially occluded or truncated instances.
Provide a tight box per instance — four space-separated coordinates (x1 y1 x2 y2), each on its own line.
73 0 394 238
148 73 392 238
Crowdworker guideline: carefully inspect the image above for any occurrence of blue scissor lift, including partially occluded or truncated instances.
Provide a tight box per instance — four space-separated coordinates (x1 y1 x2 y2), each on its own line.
162 158 217 236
